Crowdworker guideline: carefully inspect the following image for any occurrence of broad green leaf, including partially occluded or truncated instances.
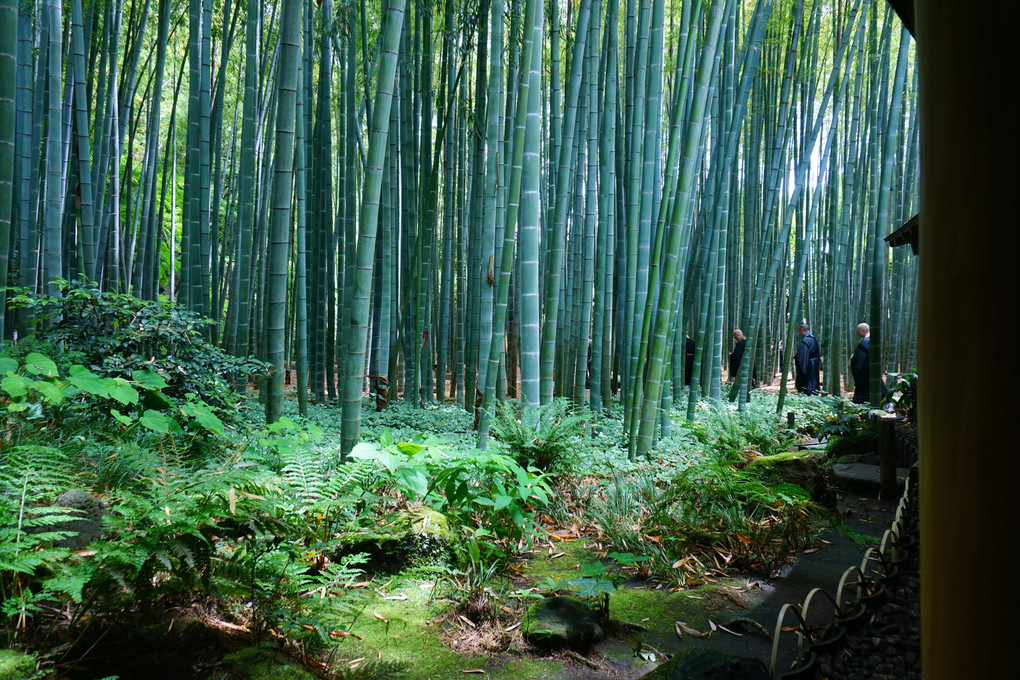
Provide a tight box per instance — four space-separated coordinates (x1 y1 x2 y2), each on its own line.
396 441 426 456
34 381 66 404
493 495 514 511
139 409 172 433
398 468 428 497
181 400 225 435
131 369 168 389
24 353 59 377
0 356 18 374
111 409 135 426
108 379 139 405
1 373 30 398
68 366 109 397
377 450 402 473
379 429 395 447
349 442 380 459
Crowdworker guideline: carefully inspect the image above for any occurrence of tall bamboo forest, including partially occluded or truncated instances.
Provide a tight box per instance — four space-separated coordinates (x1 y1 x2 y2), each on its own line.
0 0 918 457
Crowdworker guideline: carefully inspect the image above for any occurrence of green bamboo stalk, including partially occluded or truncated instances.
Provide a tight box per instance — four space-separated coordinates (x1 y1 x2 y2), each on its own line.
340 0 407 454
265 0 303 423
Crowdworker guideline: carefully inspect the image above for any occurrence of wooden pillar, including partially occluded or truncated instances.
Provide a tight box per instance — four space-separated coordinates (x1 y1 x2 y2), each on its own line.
875 414 897 500
918 2 1019 677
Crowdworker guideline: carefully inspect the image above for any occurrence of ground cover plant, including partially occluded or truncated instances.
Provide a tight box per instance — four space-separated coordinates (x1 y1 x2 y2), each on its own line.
1 322 859 678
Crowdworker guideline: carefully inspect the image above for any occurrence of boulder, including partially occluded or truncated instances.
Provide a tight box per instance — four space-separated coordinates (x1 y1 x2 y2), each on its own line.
825 432 878 460
744 451 828 503
52 490 107 550
522 596 605 650
336 504 457 571
639 648 769 680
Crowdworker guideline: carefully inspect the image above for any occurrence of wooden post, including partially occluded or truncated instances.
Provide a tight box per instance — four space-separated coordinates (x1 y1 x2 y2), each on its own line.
876 415 897 500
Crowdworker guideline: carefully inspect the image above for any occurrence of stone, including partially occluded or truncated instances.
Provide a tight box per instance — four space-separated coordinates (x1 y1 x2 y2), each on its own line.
335 504 457 571
743 450 829 502
522 596 605 650
52 490 107 550
638 648 769 680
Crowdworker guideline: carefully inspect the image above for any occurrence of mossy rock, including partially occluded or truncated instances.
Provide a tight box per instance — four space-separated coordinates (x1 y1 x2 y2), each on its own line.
336 504 457 572
214 646 315 680
825 432 878 459
52 490 107 549
745 451 828 502
638 648 768 679
522 596 605 650
0 649 36 680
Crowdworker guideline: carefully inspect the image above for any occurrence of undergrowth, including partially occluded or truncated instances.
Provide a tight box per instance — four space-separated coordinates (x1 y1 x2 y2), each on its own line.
1 305 846 677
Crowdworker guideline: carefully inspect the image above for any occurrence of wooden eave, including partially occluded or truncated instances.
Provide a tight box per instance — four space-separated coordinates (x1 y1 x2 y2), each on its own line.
886 213 919 255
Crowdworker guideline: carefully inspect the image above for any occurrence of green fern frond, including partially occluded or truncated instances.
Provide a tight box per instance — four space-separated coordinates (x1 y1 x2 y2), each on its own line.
279 445 325 506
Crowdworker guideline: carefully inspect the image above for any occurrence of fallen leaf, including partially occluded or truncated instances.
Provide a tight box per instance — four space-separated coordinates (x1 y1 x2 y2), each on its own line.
675 621 710 639
458 615 476 628
374 612 389 623
717 623 743 636
73 550 98 557
504 621 522 632
803 547 821 554
461 670 487 674
549 552 565 559
708 620 718 632
329 630 362 639
382 594 409 600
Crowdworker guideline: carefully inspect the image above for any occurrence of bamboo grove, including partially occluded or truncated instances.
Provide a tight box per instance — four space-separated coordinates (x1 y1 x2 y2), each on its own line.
0 0 918 458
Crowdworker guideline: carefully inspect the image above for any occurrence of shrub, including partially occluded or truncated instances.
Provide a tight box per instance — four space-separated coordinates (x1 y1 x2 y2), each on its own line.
6 279 269 411
643 454 819 578
489 397 590 472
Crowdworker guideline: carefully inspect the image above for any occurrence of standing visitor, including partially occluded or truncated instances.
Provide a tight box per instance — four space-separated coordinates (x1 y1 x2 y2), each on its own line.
850 322 886 404
794 322 821 395
684 335 695 387
728 329 747 379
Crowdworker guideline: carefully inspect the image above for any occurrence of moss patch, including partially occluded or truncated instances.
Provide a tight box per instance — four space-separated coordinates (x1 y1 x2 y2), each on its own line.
0 649 36 680
744 450 827 500
825 432 878 459
215 646 316 680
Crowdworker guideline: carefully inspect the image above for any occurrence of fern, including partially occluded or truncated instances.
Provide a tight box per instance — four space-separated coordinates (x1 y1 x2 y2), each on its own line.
490 398 590 471
279 443 325 507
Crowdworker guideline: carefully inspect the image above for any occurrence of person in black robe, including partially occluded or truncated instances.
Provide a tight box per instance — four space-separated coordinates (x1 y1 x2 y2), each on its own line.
850 322 886 404
794 322 821 395
684 335 695 387
728 329 747 379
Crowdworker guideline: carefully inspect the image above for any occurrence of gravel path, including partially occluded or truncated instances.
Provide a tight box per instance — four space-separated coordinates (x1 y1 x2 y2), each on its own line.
810 507 920 679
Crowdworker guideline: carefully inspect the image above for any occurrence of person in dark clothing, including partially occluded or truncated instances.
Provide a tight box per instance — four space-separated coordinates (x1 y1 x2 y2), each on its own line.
794 322 821 395
850 322 886 404
728 329 747 379
684 335 695 387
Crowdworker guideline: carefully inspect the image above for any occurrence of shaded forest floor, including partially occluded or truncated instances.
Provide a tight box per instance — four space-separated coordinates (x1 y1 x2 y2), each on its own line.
37 489 898 680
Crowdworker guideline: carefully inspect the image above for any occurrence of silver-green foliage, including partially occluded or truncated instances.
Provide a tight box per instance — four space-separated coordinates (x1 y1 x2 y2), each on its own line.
489 397 590 472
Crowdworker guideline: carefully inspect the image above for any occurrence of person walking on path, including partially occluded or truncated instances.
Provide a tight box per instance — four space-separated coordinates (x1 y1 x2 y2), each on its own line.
795 322 821 395
850 322 886 404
